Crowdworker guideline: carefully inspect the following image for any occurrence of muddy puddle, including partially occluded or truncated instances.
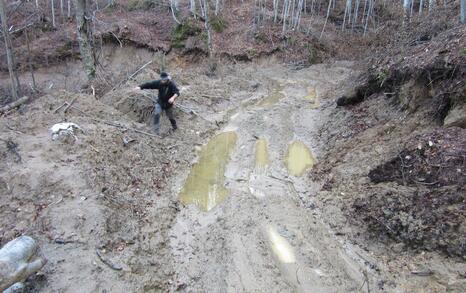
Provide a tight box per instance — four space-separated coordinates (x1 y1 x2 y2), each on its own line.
256 89 285 107
266 225 296 264
286 141 315 176
179 131 237 211
255 138 269 173
303 87 319 108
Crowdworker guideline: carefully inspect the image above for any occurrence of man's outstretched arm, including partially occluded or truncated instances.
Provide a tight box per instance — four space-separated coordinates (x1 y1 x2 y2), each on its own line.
134 80 160 91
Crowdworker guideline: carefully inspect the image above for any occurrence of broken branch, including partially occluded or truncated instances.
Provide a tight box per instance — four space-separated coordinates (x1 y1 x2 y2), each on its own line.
95 250 122 271
63 97 78 113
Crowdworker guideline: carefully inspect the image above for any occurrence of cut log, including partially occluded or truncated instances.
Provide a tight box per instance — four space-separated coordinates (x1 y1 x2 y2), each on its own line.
0 96 29 113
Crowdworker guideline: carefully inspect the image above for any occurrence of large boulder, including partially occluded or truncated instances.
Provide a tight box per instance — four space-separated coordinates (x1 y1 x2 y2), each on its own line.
0 236 47 291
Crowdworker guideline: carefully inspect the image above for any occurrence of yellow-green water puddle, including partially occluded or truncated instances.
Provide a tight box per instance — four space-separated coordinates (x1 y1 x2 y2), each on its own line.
179 131 237 211
255 138 269 173
303 87 319 108
285 141 315 176
256 89 285 107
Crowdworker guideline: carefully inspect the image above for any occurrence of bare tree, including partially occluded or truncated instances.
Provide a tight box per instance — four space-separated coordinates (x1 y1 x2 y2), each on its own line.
342 0 352 30
319 0 332 40
363 0 372 35
199 0 205 17
362 0 368 23
190 0 197 16
201 0 215 72
215 0 221 15
352 0 360 30
428 0 435 14
170 0 181 24
61 0 64 15
0 0 19 99
273 0 280 22
74 0 95 79
282 0 290 32
25 29 37 91
461 0 465 23
51 0 56 27
403 0 411 23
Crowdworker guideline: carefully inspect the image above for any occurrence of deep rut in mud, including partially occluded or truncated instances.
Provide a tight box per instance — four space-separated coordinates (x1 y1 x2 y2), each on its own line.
169 62 381 292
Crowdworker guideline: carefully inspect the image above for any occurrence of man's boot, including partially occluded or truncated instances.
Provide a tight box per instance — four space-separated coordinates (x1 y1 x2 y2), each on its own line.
170 119 178 131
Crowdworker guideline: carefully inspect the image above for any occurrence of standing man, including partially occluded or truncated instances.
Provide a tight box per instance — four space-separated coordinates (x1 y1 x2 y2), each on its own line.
134 72 180 135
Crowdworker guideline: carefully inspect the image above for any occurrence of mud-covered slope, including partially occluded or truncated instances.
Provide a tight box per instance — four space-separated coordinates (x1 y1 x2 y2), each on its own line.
307 24 466 292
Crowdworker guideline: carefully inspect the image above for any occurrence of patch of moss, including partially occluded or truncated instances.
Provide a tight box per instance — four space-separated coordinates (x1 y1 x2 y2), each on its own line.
127 0 155 11
254 32 268 43
171 21 202 48
210 16 227 33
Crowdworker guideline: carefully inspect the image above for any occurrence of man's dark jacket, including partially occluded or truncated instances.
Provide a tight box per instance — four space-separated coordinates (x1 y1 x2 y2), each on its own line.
139 80 180 109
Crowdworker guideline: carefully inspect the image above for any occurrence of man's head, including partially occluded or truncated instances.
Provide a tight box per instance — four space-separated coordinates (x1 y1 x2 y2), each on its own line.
160 72 170 84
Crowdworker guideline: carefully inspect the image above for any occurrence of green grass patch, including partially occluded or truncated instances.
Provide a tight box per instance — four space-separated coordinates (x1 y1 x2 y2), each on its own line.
210 16 228 33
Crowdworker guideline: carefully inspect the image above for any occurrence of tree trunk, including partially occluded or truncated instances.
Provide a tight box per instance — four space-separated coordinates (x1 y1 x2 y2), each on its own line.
461 0 465 23
428 0 435 14
342 0 348 30
203 0 212 57
352 0 360 30
51 0 56 27
25 29 36 91
362 0 367 23
190 0 196 16
319 0 332 40
0 0 19 100
170 0 181 24
403 0 411 23
273 0 279 22
73 0 95 79
410 0 414 18
363 0 372 35
215 0 220 15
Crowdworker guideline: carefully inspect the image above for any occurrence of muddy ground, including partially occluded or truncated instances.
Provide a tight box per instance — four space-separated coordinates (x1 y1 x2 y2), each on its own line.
1 48 465 293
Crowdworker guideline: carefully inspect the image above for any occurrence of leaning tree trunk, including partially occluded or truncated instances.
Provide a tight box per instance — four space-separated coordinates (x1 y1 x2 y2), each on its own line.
74 0 95 79
0 0 19 100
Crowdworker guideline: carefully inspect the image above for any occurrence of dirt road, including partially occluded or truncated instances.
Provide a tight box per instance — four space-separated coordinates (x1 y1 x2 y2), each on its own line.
169 61 380 292
3 55 462 292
